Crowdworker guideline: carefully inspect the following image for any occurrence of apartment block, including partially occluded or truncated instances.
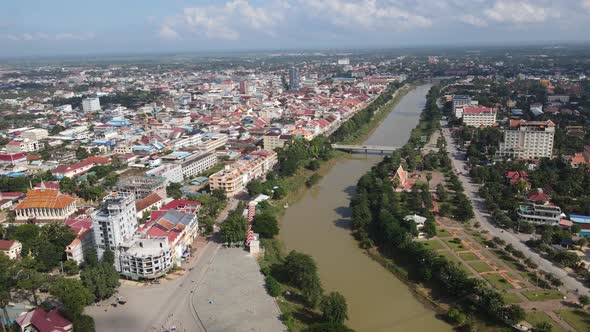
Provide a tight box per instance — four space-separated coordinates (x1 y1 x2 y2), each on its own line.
517 203 562 225
82 97 101 113
91 192 137 263
118 238 173 280
117 175 166 200
497 120 555 160
263 132 292 151
462 107 496 127
179 152 217 179
209 149 278 196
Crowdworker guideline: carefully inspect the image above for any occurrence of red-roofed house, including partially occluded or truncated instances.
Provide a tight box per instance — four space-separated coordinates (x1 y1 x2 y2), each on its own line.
527 189 550 205
0 152 27 165
135 193 163 218
0 239 22 259
506 171 529 187
64 217 94 264
52 156 111 178
16 308 72 332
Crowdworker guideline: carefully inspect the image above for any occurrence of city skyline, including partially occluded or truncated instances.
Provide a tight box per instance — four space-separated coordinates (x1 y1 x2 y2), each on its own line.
3 0 590 56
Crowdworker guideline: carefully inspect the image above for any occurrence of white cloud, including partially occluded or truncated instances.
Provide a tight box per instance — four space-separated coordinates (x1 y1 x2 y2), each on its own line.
459 14 488 27
159 24 180 40
162 0 286 41
582 0 590 10
299 0 432 30
4 32 94 41
484 1 555 24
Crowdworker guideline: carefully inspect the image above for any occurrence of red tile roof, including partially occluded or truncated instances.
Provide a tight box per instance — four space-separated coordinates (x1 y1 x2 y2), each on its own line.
0 239 17 250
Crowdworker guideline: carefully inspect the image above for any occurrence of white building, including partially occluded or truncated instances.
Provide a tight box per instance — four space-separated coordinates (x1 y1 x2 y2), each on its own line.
517 203 562 225
462 107 496 127
179 152 217 179
82 97 101 113
497 120 555 160
146 163 183 184
118 238 173 280
91 193 137 264
0 240 22 260
22 128 49 141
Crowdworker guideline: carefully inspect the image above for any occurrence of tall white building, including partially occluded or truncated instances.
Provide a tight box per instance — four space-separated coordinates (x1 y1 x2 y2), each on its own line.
462 107 496 127
92 192 137 266
497 120 555 160
82 97 101 113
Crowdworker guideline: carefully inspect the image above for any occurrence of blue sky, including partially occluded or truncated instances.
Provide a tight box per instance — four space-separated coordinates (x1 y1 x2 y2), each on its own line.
2 0 590 56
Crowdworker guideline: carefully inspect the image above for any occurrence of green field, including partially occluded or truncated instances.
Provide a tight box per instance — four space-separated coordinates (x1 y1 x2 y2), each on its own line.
501 292 523 304
526 312 566 332
421 239 444 250
522 289 563 301
436 228 452 238
482 273 513 290
437 251 471 274
469 261 494 273
555 309 590 332
459 252 480 261
444 238 467 252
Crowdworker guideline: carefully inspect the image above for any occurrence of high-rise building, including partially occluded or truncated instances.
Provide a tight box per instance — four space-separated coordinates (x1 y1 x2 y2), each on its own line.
497 120 555 160
462 107 496 127
289 67 300 91
82 97 101 113
92 192 137 264
239 80 250 94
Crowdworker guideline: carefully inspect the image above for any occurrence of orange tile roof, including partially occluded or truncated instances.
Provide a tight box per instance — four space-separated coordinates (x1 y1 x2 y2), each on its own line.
15 188 76 210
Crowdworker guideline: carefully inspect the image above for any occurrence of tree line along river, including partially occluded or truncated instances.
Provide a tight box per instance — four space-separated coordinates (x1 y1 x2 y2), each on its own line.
280 84 452 332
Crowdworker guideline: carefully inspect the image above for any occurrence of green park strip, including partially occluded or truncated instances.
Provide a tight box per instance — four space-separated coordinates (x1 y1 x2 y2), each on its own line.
443 238 468 252
555 309 590 332
500 292 523 304
421 239 444 250
469 261 494 273
458 252 480 261
482 273 514 291
521 289 564 302
525 311 567 332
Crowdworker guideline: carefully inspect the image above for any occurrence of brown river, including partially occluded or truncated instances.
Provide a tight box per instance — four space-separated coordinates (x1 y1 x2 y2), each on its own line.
280 84 452 332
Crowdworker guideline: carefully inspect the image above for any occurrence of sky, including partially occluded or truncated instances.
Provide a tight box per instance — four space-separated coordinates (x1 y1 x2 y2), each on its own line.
2 0 590 57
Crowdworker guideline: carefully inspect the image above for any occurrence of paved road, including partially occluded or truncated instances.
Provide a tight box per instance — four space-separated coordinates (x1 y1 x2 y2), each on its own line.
440 121 590 297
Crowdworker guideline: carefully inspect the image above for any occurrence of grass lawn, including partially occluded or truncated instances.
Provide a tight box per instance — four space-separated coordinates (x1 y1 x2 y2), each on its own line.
482 273 514 291
467 230 488 245
469 261 494 273
556 309 590 332
501 292 523 304
421 239 445 250
459 252 480 261
526 312 567 332
437 250 471 274
436 228 452 238
522 289 563 301
443 238 467 252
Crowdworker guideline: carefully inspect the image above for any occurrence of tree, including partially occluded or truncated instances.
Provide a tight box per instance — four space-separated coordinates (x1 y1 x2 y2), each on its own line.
423 218 437 238
283 251 323 307
166 183 183 200
63 260 80 275
303 323 355 332
50 278 94 320
80 262 120 301
17 270 46 305
59 176 76 194
320 292 348 325
579 294 589 308
500 304 525 325
265 275 281 297
102 249 115 265
446 308 466 325
532 322 552 332
75 147 89 160
220 212 248 244
74 314 96 332
253 213 279 238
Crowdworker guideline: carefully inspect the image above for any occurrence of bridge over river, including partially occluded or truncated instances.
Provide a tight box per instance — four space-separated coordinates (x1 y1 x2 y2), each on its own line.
331 143 400 153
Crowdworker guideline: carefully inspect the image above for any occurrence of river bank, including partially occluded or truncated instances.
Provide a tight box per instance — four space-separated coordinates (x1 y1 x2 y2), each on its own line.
278 84 453 332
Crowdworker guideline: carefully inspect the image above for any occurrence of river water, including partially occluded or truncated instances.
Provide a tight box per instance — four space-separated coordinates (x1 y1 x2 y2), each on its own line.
280 84 452 332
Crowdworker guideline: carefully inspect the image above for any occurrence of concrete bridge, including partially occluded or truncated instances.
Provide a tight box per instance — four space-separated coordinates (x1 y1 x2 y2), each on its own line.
331 144 400 153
